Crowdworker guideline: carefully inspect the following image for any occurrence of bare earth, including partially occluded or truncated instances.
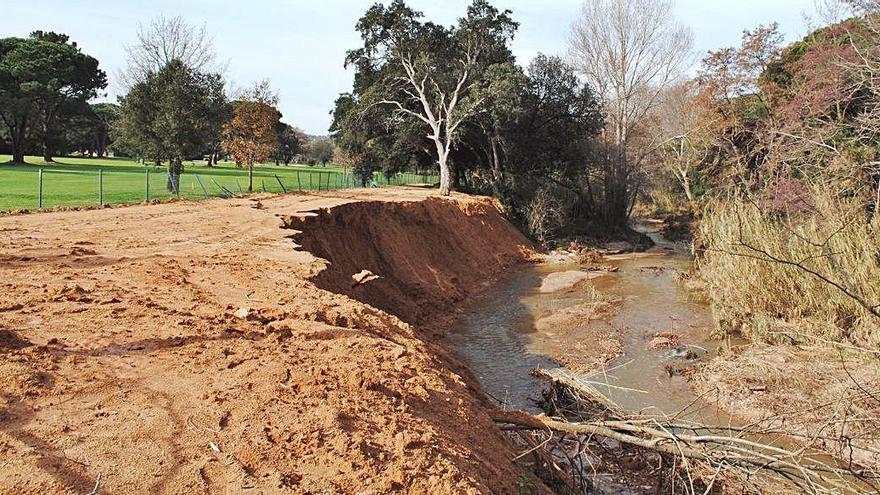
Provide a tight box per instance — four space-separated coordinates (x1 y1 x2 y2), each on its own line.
0 189 538 494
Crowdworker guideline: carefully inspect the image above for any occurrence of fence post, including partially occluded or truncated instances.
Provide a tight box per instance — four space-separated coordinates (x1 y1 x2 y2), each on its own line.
99 169 103 206
212 178 234 197
275 174 287 193
261 179 267 193
195 175 209 198
38 168 43 209
295 170 302 191
145 168 150 202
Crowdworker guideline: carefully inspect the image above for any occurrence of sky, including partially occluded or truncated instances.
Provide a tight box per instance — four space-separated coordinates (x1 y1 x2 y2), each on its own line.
3 0 823 135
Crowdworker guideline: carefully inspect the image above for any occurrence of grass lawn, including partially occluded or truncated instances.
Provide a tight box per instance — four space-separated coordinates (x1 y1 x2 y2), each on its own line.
0 156 433 211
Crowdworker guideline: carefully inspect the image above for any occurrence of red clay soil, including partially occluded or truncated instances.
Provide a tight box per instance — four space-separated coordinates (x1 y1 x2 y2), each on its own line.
0 189 537 494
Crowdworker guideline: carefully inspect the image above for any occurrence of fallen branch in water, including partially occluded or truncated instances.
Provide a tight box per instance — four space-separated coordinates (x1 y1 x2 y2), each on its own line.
491 367 880 495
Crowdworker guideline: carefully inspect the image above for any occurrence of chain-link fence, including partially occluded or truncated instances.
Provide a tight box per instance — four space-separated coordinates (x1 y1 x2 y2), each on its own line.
0 166 439 212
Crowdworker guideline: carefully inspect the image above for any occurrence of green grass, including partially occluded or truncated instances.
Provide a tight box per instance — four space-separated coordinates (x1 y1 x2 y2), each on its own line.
0 155 436 211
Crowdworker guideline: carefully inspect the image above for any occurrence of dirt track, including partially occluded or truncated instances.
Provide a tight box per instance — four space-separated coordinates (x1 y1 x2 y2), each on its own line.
0 189 536 494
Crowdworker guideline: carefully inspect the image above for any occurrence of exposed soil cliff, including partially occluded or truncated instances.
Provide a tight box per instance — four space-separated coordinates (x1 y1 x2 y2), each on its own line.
284 198 532 328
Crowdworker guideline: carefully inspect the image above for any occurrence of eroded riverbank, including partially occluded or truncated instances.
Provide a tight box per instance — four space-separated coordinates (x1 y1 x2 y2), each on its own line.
0 190 542 494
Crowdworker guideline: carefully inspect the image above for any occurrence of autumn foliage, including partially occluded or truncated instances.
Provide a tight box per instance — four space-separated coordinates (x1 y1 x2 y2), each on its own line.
222 81 281 191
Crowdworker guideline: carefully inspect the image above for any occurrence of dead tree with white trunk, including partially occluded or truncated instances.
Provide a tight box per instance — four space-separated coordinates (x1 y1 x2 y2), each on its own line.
345 0 518 195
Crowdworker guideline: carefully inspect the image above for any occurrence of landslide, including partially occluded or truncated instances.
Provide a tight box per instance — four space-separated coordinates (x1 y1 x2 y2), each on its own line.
0 190 538 494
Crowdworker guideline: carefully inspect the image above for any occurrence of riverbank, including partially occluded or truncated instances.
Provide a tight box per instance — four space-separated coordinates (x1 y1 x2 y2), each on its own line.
0 189 543 494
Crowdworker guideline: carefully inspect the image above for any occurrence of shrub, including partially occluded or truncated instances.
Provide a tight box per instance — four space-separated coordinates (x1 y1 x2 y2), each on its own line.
523 185 567 246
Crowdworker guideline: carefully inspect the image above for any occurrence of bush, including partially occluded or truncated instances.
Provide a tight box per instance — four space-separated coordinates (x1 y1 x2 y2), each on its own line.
697 190 880 347
523 185 567 246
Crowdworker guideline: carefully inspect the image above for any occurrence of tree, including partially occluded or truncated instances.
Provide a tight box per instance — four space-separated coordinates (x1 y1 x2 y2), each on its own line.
569 0 693 225
502 55 604 226
120 15 229 167
89 103 118 158
121 15 220 89
117 59 222 192
222 81 281 191
275 124 307 165
305 139 335 166
695 24 783 189
200 72 230 166
61 102 119 158
646 82 715 203
344 0 518 194
0 32 106 163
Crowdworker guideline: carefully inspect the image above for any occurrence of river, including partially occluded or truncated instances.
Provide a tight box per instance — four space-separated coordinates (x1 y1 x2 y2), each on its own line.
448 221 733 424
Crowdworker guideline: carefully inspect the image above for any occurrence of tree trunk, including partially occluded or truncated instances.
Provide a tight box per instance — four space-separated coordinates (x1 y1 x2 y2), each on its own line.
10 123 26 164
95 133 107 158
4 114 27 164
682 176 694 203
439 160 452 195
248 164 254 192
42 143 54 163
167 159 182 193
490 136 503 183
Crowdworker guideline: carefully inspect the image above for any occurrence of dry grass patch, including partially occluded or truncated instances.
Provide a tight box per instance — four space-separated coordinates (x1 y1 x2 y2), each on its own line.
695 343 880 469
697 191 880 347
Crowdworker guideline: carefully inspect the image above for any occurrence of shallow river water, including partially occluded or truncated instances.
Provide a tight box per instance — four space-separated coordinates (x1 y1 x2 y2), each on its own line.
448 223 731 423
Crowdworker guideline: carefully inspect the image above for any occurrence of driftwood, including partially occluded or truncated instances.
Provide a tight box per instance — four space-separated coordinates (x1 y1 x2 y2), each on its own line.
491 367 879 495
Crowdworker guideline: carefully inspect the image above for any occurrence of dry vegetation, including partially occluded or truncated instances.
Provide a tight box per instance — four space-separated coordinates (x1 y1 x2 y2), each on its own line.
697 189 880 347
695 344 880 469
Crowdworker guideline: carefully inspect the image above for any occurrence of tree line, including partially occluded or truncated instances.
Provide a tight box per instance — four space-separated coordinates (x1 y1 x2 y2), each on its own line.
0 17 337 193
331 0 692 236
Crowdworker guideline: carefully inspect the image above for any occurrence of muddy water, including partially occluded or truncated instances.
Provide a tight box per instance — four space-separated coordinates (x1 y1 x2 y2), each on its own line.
448 223 729 422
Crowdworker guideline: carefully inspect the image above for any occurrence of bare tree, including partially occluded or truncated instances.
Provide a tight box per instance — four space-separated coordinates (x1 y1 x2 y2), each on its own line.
811 0 856 25
647 82 714 203
119 15 221 89
377 52 483 196
846 0 880 13
569 0 693 224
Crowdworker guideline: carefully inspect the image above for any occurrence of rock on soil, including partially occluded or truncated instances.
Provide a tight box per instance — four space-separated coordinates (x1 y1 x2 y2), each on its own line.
648 332 681 350
351 269 380 287
602 241 635 255
538 270 606 293
0 189 539 494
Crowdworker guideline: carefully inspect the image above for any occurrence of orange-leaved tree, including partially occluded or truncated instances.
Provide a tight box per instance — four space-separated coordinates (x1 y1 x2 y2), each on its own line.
222 80 281 191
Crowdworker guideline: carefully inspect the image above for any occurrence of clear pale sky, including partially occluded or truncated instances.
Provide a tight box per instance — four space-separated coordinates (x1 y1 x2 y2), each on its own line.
3 0 820 135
